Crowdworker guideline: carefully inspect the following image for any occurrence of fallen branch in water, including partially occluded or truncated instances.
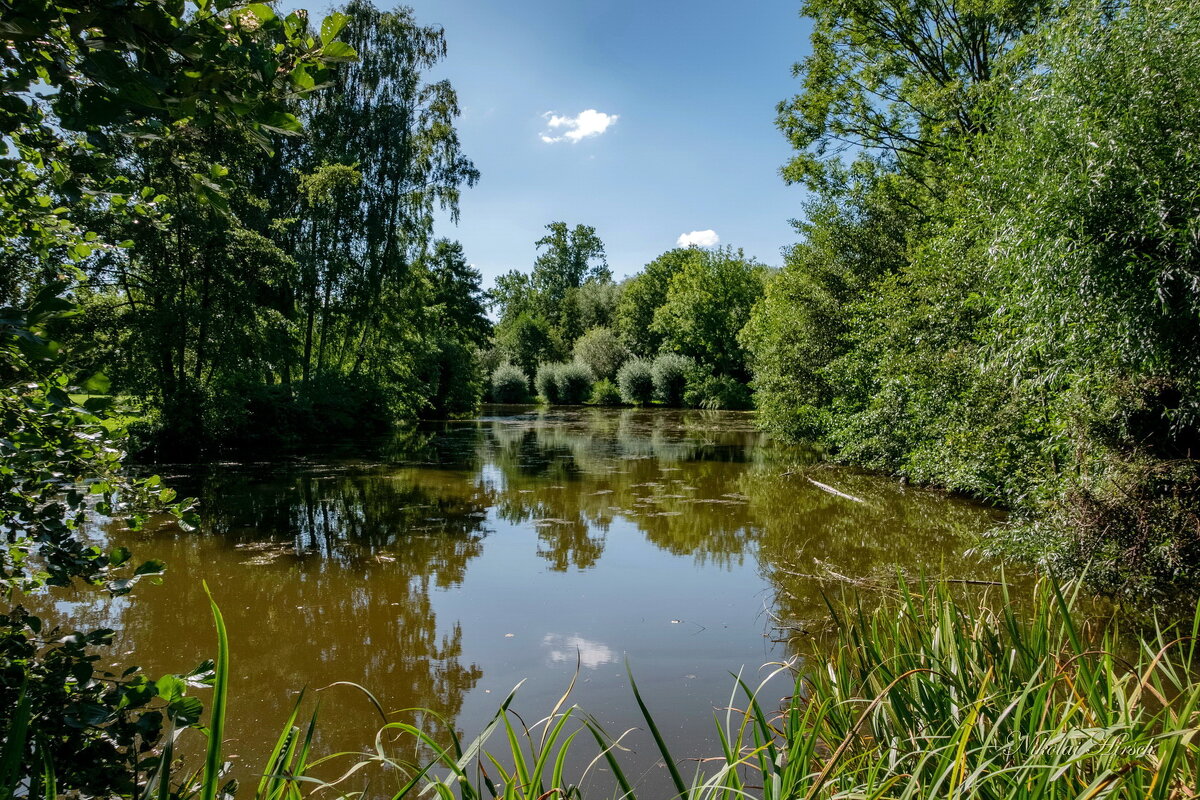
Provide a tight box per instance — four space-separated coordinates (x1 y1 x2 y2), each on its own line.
806 478 865 504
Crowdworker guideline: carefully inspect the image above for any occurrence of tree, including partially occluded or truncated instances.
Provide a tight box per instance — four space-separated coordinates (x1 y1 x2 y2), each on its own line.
61 0 485 449
496 312 555 384
776 0 1052 195
416 240 492 416
0 0 349 790
288 0 480 382
741 189 911 438
652 247 766 381
573 326 629 381
531 222 611 347
616 248 701 357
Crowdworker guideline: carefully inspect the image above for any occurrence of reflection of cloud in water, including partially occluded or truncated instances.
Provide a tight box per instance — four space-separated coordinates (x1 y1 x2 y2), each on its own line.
541 633 617 669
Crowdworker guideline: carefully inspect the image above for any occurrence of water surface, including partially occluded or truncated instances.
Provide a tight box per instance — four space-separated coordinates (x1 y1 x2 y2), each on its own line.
44 408 1004 793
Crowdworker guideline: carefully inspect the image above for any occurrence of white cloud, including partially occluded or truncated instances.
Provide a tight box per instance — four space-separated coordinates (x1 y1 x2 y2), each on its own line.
542 633 617 670
539 109 618 143
677 229 720 248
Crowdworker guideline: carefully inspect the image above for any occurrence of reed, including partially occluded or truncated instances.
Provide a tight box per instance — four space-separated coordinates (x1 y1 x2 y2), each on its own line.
146 577 1200 799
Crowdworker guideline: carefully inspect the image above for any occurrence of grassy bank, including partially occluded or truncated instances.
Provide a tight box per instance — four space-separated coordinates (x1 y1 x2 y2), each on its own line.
110 577 1200 799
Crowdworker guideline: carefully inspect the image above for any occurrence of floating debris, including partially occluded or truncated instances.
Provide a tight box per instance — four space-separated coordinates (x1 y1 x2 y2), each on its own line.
807 478 865 504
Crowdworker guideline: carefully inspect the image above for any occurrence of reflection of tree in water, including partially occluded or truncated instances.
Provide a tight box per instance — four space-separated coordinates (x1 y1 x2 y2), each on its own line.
53 465 496 769
739 467 1006 626
37 408 1004 787
472 409 1000 606
480 411 773 571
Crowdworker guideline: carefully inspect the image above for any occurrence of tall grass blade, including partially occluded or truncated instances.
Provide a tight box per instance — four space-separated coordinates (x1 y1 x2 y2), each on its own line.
201 581 230 800
0 682 31 797
626 660 687 797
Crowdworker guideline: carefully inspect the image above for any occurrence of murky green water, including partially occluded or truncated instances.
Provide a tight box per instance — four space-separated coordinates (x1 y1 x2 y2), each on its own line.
42 408 1004 794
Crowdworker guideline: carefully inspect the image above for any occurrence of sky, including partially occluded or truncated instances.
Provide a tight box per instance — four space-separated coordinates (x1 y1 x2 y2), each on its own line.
300 0 814 285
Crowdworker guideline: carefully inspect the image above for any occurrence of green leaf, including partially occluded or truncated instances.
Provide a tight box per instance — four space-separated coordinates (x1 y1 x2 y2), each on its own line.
320 12 349 43
168 696 203 727
246 3 275 23
258 110 302 135
200 583 230 800
82 371 110 394
135 559 166 576
320 40 357 61
0 683 31 791
155 674 187 703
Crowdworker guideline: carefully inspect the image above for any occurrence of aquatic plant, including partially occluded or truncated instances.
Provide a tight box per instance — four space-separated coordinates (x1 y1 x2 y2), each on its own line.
122 577 1200 799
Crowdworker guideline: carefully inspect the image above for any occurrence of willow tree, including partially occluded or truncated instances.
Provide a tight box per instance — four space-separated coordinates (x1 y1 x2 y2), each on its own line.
290 0 480 385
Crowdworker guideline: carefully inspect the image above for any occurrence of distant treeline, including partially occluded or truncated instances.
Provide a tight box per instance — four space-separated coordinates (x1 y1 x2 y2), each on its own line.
485 227 766 410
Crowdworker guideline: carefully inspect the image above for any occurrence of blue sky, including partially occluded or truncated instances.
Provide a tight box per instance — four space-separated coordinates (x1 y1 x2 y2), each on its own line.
308 0 814 285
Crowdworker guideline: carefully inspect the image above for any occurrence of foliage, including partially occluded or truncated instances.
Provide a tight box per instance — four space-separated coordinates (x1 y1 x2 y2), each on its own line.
615 248 700 357
575 279 623 332
617 358 655 405
652 247 766 381
18 1 486 453
491 222 615 361
496 313 557 382
572 326 629 381
0 291 213 795
650 353 694 407
588 378 622 406
750 0 1200 590
684 372 754 411
741 190 911 439
775 0 1051 193
491 363 530 404
531 223 611 345
0 0 357 790
495 239 757 408
554 362 595 405
534 362 594 405
534 362 562 405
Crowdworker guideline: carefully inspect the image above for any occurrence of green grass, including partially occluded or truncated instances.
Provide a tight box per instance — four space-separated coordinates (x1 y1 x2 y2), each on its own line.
144 577 1200 799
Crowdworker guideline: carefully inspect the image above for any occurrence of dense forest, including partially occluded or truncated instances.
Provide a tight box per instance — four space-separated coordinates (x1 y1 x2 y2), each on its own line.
743 0 1200 595
4 0 489 455
3 0 1200 795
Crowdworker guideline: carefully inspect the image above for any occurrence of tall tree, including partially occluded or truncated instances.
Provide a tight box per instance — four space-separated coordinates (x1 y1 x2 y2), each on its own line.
531 222 611 347
287 0 480 382
776 0 1052 196
616 248 702 357
652 247 766 381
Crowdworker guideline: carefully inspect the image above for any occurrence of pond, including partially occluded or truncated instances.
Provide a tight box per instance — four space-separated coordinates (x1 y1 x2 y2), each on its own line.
43 407 1004 795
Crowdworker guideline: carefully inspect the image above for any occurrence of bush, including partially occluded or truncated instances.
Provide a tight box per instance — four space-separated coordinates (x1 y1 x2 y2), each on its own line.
684 372 753 410
589 378 622 406
554 362 594 404
535 362 561 404
617 358 654 404
491 363 529 403
573 326 629 381
651 353 694 406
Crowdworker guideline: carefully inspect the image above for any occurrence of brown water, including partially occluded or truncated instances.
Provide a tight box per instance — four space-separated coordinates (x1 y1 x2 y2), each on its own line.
39 407 1004 795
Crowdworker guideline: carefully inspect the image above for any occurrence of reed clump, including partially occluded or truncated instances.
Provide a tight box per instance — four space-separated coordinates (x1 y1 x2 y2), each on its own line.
126 578 1200 799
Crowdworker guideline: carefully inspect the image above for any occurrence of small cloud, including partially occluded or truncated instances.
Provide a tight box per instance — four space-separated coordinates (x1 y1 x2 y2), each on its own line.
540 109 618 143
677 229 719 248
542 633 617 670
